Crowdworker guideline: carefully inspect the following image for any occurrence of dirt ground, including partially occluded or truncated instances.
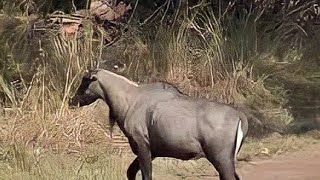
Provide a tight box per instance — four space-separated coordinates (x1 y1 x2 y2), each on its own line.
238 142 320 180
148 141 320 180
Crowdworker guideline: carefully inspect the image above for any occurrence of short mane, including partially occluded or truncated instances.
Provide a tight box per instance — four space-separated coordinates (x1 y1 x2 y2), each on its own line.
100 69 139 87
157 80 188 96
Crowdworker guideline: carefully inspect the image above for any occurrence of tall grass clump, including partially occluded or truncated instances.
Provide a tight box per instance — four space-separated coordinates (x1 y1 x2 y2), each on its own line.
0 6 114 152
129 6 294 135
0 3 131 178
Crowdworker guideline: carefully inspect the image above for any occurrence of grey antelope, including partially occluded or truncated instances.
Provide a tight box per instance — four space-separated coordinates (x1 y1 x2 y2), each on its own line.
69 69 249 180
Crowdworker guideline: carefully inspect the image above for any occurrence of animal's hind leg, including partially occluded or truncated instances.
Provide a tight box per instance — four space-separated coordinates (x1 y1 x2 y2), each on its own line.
127 157 156 180
204 147 239 180
127 158 139 180
208 156 239 180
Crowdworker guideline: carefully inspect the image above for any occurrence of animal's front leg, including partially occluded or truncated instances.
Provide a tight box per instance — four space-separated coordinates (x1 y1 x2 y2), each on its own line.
127 157 139 180
137 142 152 180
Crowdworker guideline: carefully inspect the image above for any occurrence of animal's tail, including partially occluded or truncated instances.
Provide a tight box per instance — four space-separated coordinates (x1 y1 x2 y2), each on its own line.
234 114 248 161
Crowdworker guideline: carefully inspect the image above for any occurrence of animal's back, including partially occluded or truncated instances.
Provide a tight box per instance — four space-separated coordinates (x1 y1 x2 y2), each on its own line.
135 82 181 104
124 82 182 129
139 82 180 93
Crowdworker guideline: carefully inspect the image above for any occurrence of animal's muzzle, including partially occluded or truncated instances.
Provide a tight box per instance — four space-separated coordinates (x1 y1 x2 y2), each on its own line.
68 95 81 108
68 94 99 108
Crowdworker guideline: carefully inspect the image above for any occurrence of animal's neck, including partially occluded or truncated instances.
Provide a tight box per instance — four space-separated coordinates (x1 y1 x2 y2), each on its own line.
98 71 139 126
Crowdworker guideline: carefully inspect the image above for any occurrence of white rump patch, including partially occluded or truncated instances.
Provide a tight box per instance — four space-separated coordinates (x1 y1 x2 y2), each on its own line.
102 70 139 87
234 120 244 161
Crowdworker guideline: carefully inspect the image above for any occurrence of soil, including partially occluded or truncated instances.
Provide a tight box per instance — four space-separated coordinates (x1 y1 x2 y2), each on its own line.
238 142 320 180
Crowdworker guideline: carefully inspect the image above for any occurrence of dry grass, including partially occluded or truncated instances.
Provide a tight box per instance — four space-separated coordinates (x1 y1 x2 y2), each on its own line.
0 99 132 179
239 130 320 162
0 130 319 180
0 14 128 157
0 2 319 179
0 100 130 155
0 144 129 180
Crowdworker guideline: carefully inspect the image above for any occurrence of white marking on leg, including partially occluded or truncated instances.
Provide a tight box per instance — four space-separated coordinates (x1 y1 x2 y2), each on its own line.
235 120 244 161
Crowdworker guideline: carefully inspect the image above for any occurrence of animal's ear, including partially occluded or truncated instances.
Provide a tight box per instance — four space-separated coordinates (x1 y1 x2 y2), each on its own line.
90 74 97 81
83 70 98 81
83 70 91 79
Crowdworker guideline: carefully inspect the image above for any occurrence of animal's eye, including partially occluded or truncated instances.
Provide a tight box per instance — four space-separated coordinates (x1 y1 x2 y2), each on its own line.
112 63 126 73
85 89 91 94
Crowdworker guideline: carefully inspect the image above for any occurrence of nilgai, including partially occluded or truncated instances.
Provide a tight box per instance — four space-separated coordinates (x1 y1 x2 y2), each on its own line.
69 69 248 180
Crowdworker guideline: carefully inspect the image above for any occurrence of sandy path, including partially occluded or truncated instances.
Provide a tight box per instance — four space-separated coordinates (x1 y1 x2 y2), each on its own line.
238 142 320 180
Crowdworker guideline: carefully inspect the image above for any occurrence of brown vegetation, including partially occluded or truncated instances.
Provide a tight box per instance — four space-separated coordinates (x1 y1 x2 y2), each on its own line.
0 0 319 179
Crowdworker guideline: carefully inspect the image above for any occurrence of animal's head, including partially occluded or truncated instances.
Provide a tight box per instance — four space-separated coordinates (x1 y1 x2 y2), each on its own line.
69 70 105 107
